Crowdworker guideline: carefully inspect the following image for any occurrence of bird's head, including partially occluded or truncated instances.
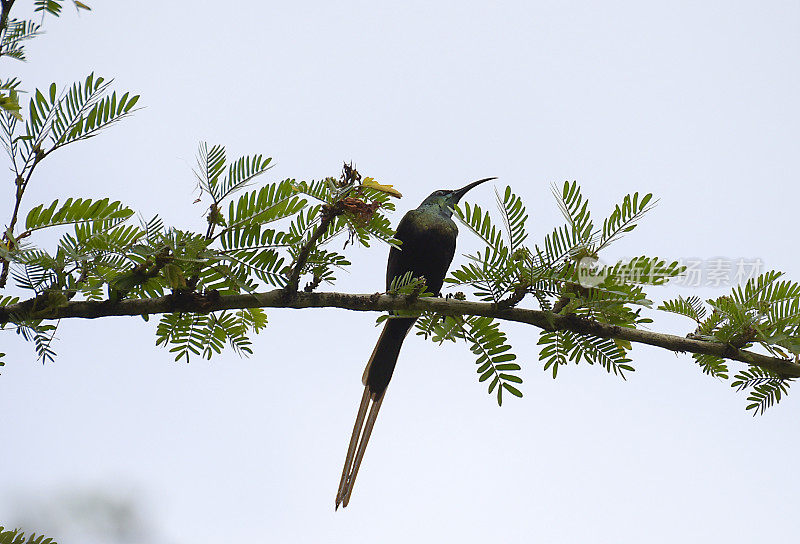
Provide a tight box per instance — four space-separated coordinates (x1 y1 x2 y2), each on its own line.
419 177 496 216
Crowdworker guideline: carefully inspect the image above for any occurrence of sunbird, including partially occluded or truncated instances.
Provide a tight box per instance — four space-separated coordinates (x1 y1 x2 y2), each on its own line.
336 177 495 509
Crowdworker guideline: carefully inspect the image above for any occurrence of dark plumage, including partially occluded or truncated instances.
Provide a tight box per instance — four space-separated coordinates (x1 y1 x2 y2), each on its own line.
335 177 495 509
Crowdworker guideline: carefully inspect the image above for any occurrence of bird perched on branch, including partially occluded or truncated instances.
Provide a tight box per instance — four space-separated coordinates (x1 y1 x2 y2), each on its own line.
335 176 495 509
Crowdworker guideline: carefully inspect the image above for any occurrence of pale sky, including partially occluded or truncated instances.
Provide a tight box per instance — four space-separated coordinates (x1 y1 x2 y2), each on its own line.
2 2 799 543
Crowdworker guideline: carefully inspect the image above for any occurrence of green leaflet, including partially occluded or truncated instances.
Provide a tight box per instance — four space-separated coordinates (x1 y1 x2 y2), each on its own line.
732 366 793 416
693 354 729 379
155 310 264 362
553 180 593 244
0 20 42 62
449 186 524 303
658 295 707 323
598 190 655 251
24 73 140 156
25 197 133 232
225 180 307 231
537 329 633 380
195 142 273 204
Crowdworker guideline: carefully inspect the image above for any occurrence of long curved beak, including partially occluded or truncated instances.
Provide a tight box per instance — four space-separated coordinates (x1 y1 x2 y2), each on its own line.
450 177 497 204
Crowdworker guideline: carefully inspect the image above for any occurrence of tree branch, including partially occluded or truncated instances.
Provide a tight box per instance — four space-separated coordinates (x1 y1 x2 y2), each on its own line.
284 212 335 293
0 0 15 35
2 289 799 378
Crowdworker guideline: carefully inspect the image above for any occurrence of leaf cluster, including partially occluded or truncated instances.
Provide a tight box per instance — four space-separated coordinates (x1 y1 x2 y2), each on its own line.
438 181 678 400
659 271 800 413
416 313 522 405
538 329 634 379
156 308 267 362
0 1 88 116
2 137 401 364
0 526 57 544
732 366 793 416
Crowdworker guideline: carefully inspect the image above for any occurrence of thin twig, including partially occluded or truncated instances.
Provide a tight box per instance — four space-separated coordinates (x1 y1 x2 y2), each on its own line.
284 212 336 293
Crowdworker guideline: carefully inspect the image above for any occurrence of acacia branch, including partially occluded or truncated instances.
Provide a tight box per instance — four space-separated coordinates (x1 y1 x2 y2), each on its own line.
284 213 335 293
2 289 799 378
